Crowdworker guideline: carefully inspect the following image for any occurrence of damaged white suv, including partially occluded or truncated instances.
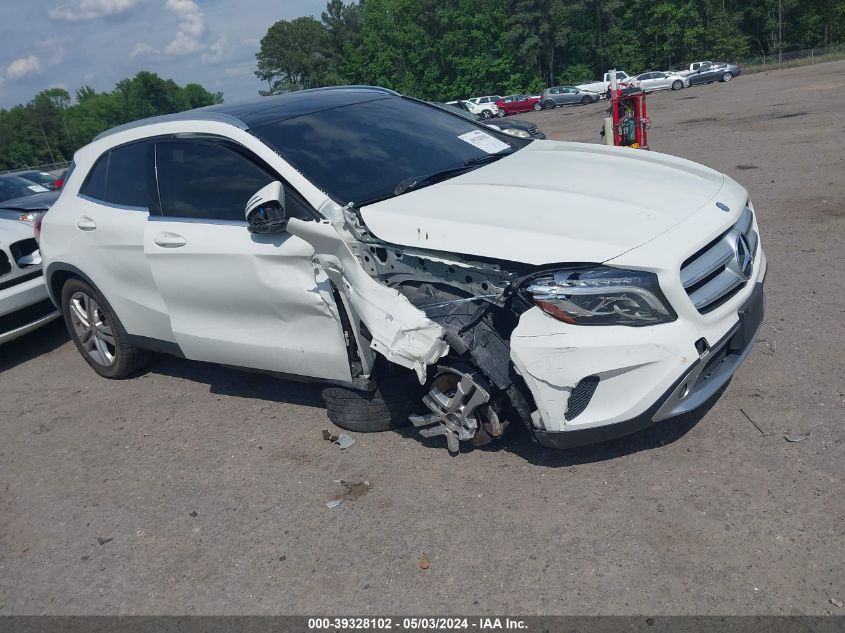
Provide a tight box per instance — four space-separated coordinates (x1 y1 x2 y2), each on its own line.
40 87 766 452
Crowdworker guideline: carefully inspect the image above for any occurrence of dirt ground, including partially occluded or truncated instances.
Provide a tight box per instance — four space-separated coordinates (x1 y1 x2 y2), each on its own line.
1 61 843 616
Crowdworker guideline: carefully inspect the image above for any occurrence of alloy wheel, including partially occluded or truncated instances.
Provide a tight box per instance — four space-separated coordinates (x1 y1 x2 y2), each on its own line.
68 291 116 367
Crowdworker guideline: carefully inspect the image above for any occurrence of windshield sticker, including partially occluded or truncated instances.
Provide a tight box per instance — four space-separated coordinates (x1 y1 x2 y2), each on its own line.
457 130 511 154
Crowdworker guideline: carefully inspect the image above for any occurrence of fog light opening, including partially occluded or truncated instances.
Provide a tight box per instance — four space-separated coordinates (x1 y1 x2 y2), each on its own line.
679 383 690 399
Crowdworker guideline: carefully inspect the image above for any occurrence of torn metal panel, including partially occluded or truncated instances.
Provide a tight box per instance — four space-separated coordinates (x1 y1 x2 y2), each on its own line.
286 218 449 382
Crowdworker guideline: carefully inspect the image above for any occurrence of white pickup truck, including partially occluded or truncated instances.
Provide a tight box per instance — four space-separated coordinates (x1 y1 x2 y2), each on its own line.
678 61 712 76
576 70 635 94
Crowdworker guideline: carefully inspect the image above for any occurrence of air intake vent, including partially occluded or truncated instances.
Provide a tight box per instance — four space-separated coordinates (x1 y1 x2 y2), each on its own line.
565 376 600 421
0 250 10 277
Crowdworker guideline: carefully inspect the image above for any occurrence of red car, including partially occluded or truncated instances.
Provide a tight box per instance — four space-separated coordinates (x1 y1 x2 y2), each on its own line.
495 94 542 115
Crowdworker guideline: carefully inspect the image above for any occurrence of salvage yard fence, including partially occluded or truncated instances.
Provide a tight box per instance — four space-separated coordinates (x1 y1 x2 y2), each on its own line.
0 160 70 177
740 44 845 73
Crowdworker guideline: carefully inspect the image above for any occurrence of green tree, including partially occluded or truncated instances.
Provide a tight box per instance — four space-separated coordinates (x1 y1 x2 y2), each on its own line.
255 16 333 93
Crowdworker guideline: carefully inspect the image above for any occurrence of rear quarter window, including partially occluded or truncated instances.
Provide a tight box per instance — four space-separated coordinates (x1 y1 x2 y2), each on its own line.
79 141 151 208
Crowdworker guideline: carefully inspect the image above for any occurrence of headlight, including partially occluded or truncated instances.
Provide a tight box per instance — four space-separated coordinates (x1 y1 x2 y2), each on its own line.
524 266 676 326
17 211 44 224
501 128 531 138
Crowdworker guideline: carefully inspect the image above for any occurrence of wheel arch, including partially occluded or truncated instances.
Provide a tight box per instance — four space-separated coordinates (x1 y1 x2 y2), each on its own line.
45 262 98 308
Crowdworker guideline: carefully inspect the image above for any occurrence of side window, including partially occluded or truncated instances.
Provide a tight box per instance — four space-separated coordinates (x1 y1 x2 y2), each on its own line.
155 140 274 222
79 142 150 208
80 153 108 200
107 142 150 208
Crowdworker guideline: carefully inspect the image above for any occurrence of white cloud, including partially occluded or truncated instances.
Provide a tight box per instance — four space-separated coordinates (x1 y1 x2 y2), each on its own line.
201 35 231 64
5 55 43 80
130 42 159 58
164 0 206 56
49 0 142 21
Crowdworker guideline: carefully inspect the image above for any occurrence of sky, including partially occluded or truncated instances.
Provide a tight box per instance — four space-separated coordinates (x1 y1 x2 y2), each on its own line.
0 0 326 108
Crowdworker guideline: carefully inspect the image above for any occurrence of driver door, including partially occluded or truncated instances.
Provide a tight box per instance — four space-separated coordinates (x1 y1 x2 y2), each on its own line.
142 137 351 382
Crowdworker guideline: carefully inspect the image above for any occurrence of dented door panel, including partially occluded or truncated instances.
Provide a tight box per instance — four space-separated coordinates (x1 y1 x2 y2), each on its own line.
144 217 352 381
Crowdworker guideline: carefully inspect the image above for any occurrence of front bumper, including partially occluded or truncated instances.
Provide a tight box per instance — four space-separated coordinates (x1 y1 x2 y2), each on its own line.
531 282 765 449
509 229 766 448
0 274 60 344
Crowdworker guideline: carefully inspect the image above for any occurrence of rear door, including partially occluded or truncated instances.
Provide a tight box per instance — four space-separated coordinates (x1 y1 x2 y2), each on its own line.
142 137 351 381
71 140 174 341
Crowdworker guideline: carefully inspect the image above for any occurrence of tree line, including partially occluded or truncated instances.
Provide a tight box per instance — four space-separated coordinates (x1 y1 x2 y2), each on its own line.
0 72 222 172
256 0 845 99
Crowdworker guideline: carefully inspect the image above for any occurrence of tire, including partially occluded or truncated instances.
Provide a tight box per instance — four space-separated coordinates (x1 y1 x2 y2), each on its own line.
481 109 493 119
543 100 555 110
496 109 506 118
61 278 152 379
580 95 591 105
322 372 424 433
532 102 542 111
671 79 683 90
722 72 733 82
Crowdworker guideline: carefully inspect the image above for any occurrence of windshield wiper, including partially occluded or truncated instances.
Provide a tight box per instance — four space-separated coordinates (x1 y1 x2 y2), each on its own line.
393 149 515 196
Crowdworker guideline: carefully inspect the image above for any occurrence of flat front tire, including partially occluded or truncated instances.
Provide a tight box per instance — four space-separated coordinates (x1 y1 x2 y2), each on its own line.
322 373 424 433
61 278 152 379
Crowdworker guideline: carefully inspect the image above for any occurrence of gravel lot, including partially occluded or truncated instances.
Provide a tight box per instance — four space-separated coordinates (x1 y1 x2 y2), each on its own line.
1 61 843 616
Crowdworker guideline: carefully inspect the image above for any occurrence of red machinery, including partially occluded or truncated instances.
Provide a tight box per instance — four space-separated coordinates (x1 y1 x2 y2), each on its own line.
605 83 651 149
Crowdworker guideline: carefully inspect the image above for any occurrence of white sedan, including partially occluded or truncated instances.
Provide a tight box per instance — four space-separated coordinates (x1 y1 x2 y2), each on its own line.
635 71 688 92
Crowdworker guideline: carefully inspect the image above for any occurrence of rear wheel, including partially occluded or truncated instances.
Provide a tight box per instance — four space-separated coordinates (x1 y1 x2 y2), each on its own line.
671 79 683 90
532 102 542 111
322 372 424 433
61 278 152 379
543 99 555 110
721 72 733 82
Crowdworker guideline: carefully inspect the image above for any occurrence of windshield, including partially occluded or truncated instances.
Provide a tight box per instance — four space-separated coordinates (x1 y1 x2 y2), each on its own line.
252 96 530 205
0 175 47 203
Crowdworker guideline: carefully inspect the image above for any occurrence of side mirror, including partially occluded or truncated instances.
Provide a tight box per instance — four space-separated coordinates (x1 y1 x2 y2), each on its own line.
245 181 287 234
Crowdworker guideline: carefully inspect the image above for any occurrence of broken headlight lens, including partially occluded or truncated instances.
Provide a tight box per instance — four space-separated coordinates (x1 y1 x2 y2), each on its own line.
525 267 676 326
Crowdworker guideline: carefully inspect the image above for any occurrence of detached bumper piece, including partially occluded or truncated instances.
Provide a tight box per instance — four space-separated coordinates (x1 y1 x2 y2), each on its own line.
534 282 765 450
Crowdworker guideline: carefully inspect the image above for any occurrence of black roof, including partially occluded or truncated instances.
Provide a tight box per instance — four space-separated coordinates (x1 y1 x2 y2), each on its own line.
95 86 400 140
201 86 399 128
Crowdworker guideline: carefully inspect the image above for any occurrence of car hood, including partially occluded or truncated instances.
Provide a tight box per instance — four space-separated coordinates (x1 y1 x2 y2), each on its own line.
0 190 60 211
359 140 728 265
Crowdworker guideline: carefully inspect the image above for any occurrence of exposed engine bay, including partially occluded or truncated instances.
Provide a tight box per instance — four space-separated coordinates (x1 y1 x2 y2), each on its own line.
286 201 538 453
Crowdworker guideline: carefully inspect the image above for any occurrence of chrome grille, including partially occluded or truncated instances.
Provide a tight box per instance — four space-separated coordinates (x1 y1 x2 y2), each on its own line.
681 204 758 314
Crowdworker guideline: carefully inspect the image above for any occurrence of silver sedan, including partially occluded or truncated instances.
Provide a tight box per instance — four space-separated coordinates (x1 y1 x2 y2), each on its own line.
634 71 688 92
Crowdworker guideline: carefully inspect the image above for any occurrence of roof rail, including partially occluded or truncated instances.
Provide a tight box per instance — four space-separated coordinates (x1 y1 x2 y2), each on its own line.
93 111 247 142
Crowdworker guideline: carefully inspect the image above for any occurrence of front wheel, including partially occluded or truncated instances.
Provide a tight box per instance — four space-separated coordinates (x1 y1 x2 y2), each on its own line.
580 95 592 105
481 109 493 119
496 109 506 118
671 79 683 90
61 278 152 379
722 72 733 82
532 102 542 111
543 99 555 110
322 372 424 433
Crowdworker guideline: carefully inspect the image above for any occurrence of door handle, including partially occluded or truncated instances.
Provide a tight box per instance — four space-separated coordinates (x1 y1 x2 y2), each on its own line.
76 216 97 231
154 232 187 248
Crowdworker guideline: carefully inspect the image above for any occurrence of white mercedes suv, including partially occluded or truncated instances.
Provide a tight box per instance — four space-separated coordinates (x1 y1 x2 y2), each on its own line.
40 86 766 453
